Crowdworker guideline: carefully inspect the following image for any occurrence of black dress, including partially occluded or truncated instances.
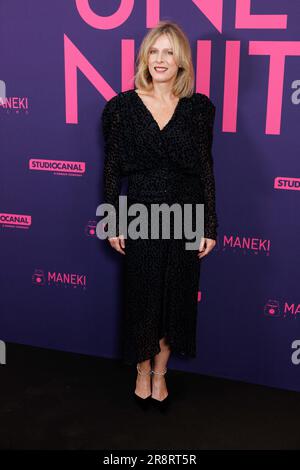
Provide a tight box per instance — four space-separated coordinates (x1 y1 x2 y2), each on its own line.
101 88 218 365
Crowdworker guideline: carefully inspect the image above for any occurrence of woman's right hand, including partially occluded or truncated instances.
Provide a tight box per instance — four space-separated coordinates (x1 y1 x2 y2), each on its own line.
107 234 126 255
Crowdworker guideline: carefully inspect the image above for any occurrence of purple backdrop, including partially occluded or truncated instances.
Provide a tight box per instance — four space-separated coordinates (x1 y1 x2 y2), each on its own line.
1 0 300 392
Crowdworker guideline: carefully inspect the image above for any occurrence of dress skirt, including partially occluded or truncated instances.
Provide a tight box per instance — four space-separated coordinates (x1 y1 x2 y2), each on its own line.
120 198 202 366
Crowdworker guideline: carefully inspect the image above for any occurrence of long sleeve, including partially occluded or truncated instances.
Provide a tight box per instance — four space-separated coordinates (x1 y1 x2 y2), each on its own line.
101 95 123 237
197 95 218 241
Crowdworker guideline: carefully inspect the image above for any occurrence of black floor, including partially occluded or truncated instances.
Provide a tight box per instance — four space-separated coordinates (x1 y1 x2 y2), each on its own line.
0 342 299 450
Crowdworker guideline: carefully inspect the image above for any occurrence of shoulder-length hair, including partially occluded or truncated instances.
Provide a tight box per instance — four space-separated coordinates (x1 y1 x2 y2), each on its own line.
134 20 195 99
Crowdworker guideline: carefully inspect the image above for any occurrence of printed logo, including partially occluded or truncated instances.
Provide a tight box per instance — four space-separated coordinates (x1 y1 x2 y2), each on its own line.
85 220 97 237
32 268 87 290
264 299 281 317
264 299 300 319
32 269 46 286
0 80 29 114
0 212 32 229
29 158 86 176
221 235 270 255
274 177 300 191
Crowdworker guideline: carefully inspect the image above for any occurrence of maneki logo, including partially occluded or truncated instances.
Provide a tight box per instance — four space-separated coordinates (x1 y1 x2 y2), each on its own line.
222 235 271 255
0 212 32 229
85 220 97 237
29 158 86 176
264 299 300 319
32 268 87 290
274 177 300 191
0 80 29 114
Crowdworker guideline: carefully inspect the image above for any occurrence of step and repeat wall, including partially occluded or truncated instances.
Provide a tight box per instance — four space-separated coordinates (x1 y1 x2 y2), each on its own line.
1 1 299 392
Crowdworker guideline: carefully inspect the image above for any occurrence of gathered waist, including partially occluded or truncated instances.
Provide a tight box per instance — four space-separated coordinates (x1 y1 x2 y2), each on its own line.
127 172 204 204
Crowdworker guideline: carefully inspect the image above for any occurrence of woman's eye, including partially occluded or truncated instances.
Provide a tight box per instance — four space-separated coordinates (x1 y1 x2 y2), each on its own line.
168 51 173 55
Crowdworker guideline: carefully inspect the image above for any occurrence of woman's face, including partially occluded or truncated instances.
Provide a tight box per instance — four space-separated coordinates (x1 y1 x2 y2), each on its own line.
147 34 179 86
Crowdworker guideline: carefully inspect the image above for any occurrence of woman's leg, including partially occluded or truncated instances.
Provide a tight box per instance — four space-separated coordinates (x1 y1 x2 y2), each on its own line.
151 337 171 401
135 359 152 398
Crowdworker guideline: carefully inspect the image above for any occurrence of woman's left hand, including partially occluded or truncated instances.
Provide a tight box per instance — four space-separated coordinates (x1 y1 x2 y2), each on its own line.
197 237 216 259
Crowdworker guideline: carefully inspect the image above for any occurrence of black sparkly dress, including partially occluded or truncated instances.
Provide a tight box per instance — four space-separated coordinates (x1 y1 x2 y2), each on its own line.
101 88 218 365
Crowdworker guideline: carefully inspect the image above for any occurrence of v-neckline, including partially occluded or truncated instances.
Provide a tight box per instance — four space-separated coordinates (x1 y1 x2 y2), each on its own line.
133 89 183 132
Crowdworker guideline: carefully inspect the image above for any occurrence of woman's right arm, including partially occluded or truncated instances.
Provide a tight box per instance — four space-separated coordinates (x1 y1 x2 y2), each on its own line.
101 95 125 253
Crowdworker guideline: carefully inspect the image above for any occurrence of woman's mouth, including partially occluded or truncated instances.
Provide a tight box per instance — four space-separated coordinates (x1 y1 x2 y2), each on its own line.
154 67 168 73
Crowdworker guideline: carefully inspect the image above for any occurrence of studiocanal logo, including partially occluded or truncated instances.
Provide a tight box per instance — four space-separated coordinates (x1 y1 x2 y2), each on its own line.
29 158 86 176
0 212 32 230
0 80 29 114
0 340 6 365
274 177 300 191
32 268 87 290
264 299 300 319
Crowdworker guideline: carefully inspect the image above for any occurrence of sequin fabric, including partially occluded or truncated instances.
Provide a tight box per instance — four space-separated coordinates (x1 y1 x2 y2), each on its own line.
101 89 218 365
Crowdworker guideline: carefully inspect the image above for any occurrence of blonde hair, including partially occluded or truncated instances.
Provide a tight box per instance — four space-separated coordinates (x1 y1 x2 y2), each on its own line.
134 20 195 98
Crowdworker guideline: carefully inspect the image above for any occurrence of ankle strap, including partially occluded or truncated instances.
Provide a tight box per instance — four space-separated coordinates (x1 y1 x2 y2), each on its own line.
136 364 152 375
151 367 167 376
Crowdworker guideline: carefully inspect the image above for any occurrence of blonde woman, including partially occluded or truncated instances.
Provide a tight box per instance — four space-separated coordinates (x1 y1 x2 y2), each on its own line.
101 20 218 411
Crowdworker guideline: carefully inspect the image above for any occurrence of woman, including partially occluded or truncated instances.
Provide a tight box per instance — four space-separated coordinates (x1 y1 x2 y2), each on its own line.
101 21 218 410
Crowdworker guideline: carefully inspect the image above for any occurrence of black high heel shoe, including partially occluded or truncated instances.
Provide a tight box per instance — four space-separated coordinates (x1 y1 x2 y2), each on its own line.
151 367 171 412
133 364 152 410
